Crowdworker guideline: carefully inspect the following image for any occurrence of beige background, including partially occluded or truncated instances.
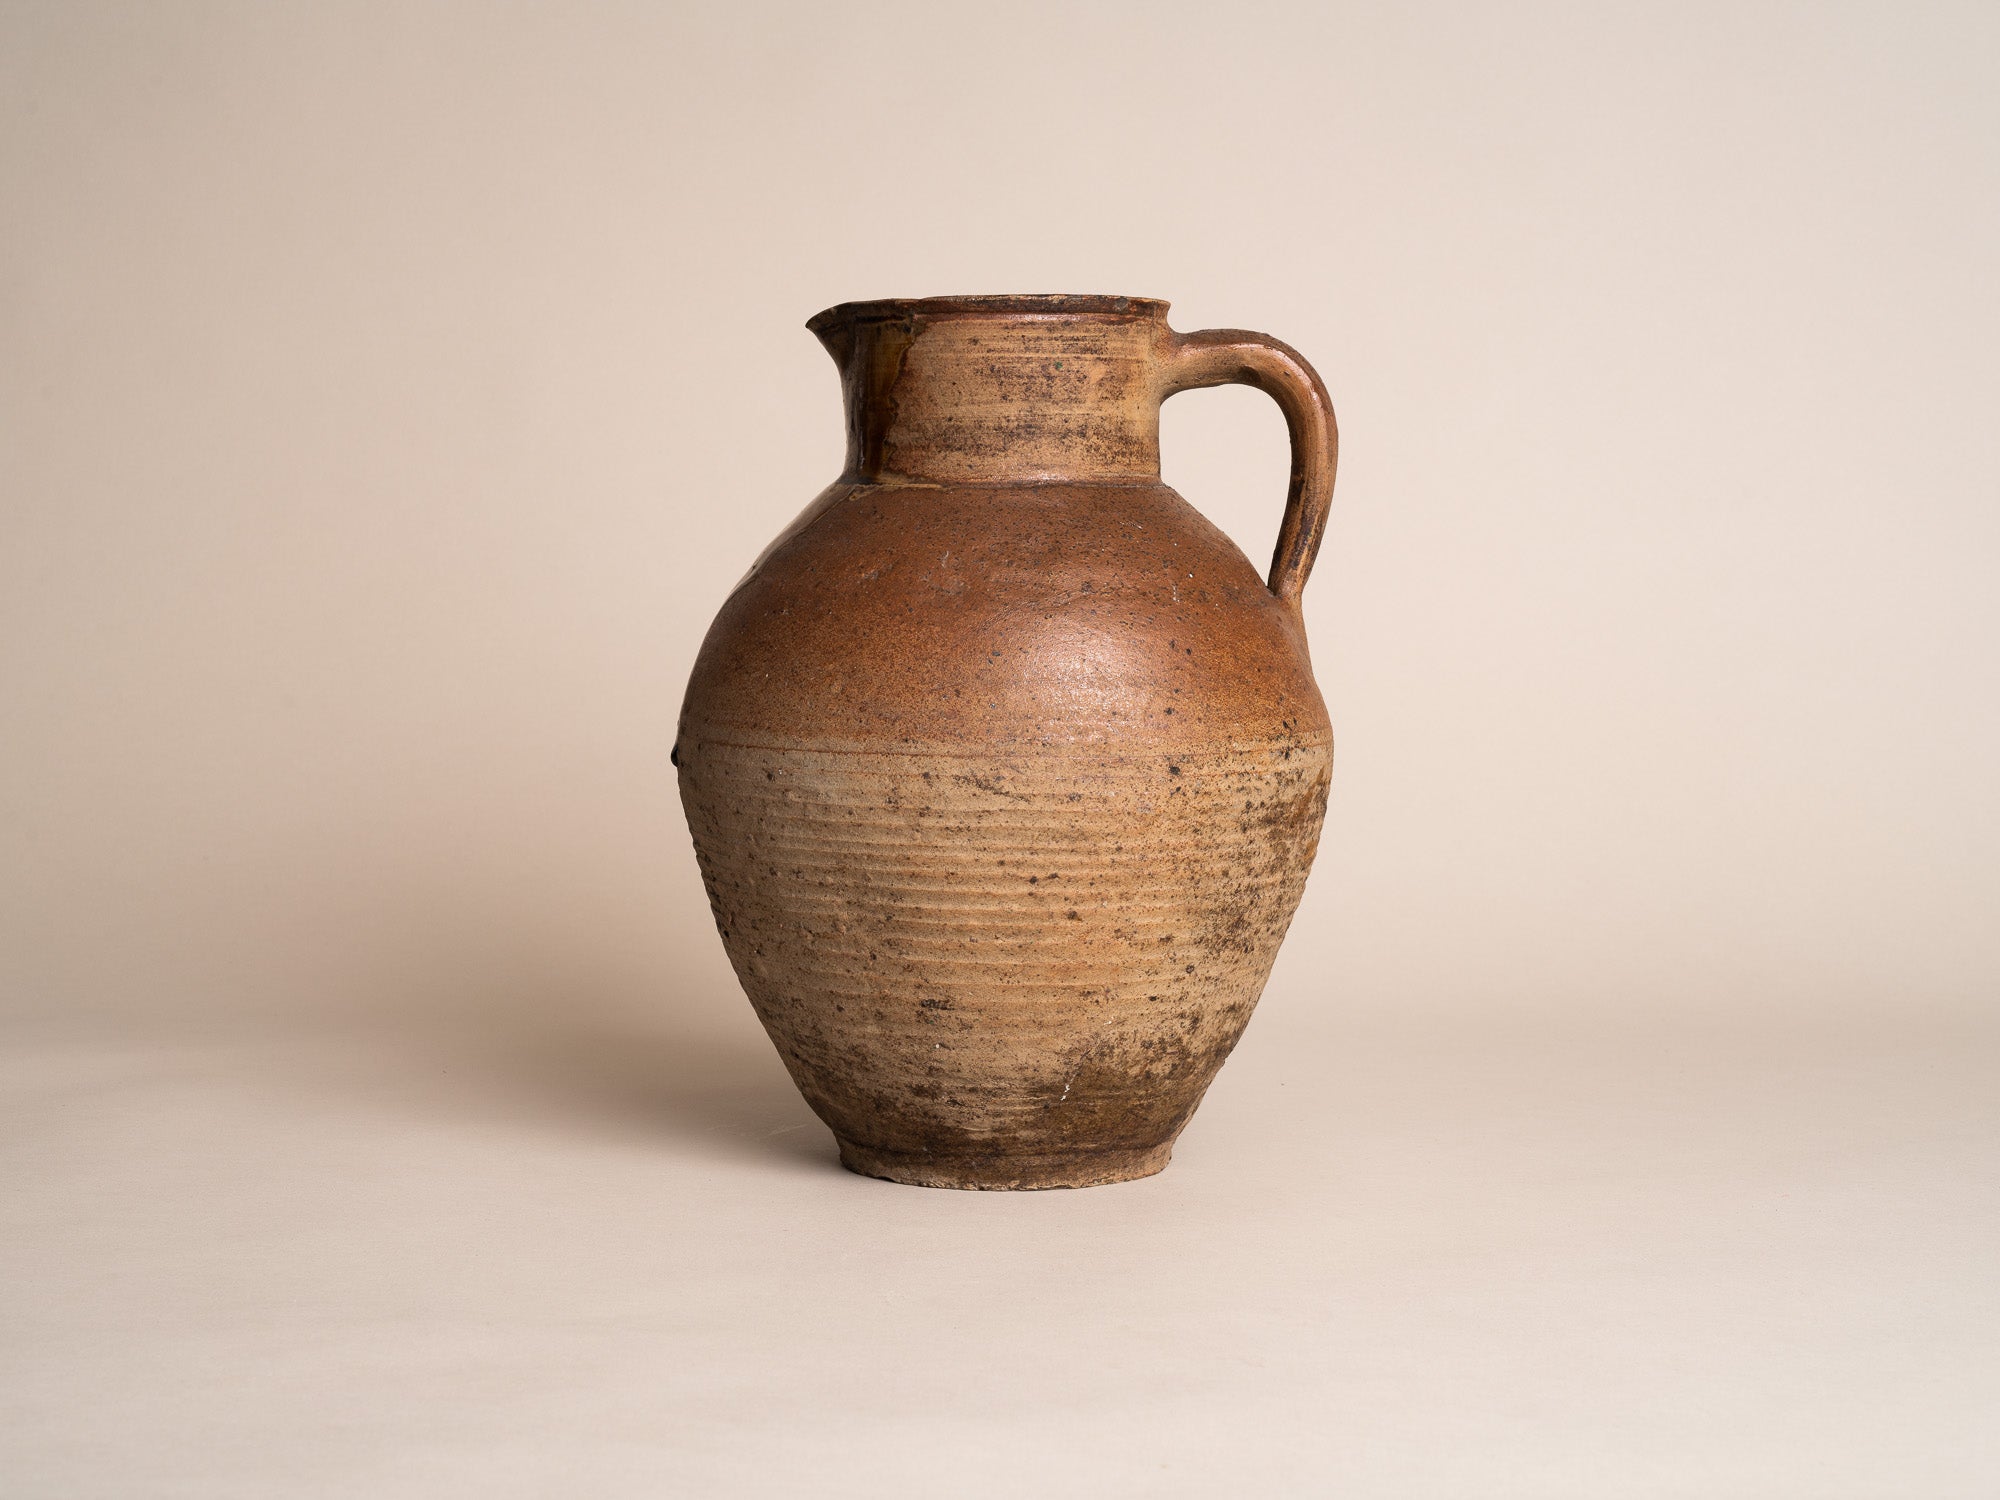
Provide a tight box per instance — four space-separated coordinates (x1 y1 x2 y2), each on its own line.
4 3 1996 1494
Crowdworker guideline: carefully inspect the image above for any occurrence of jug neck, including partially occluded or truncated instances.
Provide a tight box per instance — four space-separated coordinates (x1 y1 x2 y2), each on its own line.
810 295 1173 485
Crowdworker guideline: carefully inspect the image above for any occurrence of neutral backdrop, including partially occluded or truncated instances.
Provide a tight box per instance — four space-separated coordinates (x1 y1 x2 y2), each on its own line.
4 3 1996 1495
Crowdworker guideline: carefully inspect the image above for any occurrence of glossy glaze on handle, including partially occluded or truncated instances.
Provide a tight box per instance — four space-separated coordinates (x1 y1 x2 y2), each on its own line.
1160 328 1338 613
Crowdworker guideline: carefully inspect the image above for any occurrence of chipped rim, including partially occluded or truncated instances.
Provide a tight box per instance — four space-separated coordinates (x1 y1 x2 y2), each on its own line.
808 294 1169 334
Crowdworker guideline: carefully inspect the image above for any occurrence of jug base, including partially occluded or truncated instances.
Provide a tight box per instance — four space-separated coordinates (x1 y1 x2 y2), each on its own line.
836 1138 1173 1191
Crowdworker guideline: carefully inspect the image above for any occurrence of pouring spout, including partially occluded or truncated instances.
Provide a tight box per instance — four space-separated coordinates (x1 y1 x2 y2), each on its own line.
807 305 858 375
807 302 916 481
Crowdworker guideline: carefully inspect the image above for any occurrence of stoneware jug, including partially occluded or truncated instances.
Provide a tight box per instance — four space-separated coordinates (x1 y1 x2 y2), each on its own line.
676 294 1336 1189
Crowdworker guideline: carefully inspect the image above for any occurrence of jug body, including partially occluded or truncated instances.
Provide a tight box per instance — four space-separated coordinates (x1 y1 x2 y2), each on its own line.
677 296 1337 1188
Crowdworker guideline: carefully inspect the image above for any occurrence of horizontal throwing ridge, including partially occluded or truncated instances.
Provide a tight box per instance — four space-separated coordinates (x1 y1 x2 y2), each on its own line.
679 733 1331 1160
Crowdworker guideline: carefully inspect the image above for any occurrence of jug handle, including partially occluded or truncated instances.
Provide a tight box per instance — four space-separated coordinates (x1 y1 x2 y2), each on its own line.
1160 328 1338 615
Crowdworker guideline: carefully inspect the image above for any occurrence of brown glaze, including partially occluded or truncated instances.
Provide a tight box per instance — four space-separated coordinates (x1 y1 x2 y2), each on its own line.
677 294 1337 1189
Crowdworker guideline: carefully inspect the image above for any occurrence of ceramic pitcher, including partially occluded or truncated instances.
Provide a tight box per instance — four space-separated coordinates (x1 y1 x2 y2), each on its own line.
677 294 1337 1188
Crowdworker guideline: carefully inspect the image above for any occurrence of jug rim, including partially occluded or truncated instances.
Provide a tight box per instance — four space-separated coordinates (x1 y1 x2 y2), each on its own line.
809 294 1168 332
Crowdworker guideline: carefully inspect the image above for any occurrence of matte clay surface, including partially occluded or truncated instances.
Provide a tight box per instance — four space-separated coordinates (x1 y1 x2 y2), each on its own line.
678 297 1338 1187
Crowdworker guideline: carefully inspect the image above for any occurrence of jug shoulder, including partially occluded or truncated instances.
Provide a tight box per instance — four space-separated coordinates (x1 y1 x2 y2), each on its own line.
680 481 1329 753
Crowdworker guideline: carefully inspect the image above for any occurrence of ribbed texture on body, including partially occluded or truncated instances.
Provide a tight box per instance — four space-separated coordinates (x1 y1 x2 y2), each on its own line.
678 735 1331 1184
